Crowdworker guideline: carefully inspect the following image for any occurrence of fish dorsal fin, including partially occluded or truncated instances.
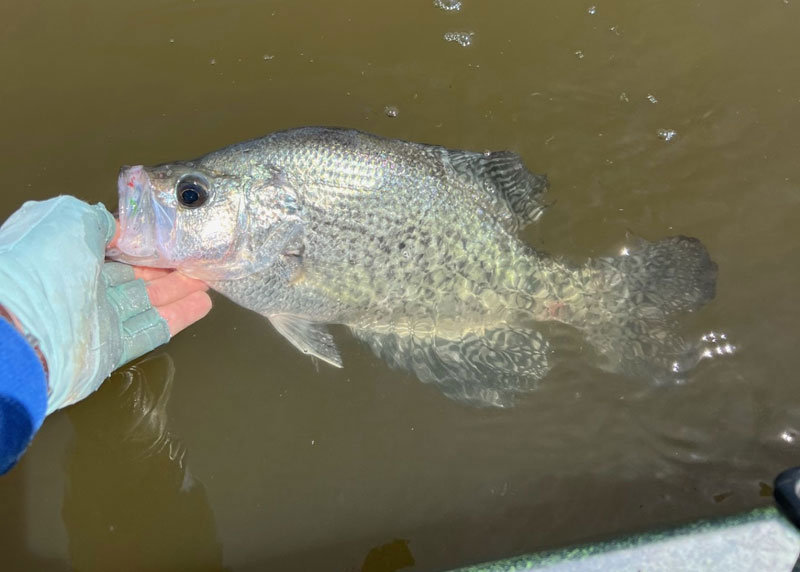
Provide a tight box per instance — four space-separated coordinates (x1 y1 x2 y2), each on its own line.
445 150 549 232
269 314 343 368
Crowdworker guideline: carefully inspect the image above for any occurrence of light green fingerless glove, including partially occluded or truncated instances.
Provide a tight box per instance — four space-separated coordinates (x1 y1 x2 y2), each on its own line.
0 196 170 413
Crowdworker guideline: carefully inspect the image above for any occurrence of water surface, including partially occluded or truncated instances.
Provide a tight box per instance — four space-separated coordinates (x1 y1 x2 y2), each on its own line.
1 1 799 570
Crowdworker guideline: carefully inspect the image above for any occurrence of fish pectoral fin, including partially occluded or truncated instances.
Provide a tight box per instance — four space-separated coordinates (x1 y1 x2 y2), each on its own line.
268 314 343 368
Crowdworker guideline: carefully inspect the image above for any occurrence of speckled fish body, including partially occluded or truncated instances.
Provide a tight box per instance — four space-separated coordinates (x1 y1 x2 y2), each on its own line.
112 127 717 406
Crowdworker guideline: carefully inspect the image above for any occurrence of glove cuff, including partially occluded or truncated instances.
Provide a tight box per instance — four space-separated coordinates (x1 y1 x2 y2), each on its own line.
0 317 47 436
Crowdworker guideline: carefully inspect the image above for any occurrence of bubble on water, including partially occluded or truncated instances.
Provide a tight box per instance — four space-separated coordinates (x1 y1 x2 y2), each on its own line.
698 330 736 361
169 38 175 44
587 5 597 15
434 0 462 11
263 54 275 60
384 105 399 118
701 332 726 342
575 50 585 59
619 92 629 102
657 128 677 141
647 93 658 103
209 58 217 65
444 31 474 47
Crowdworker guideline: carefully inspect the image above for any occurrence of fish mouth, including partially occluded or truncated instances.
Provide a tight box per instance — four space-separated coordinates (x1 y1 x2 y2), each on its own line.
108 165 177 268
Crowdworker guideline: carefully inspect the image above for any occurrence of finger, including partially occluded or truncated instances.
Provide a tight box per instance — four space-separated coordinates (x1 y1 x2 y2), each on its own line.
119 308 170 366
133 267 173 281
107 220 121 249
157 290 213 337
146 271 210 307
102 261 136 287
105 275 152 323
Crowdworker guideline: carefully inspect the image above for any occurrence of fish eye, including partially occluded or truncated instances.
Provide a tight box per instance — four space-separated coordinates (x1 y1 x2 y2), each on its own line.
176 176 210 208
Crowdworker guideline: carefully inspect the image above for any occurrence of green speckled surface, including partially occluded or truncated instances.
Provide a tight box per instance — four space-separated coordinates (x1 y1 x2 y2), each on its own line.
451 508 800 572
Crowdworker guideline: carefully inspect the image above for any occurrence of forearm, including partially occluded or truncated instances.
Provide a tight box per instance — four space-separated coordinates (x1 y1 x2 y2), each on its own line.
0 196 209 475
0 313 48 475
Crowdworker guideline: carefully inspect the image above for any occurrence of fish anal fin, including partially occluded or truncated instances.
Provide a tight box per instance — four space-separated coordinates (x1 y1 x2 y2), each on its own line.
269 314 343 368
445 149 549 231
353 326 550 407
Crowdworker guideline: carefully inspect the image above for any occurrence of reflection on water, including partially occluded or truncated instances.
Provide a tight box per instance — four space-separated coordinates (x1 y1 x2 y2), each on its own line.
63 355 224 572
0 0 799 570
360 539 415 572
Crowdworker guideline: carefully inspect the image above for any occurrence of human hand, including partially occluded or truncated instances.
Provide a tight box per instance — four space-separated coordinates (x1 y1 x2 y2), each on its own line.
0 196 211 414
107 227 212 338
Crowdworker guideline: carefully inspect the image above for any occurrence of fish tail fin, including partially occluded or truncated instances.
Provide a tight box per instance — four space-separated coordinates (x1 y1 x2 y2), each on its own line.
572 235 719 380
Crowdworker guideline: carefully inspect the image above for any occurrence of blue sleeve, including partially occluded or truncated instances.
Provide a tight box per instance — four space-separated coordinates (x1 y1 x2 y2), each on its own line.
0 317 48 475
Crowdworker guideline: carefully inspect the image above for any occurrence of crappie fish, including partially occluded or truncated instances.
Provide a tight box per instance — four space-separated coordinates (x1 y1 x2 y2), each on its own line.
111 127 718 407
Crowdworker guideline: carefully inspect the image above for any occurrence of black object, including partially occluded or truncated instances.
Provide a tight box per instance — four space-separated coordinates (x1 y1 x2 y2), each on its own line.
775 466 800 531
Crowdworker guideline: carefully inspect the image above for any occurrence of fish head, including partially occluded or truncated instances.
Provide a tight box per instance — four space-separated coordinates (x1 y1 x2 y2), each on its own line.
112 162 304 281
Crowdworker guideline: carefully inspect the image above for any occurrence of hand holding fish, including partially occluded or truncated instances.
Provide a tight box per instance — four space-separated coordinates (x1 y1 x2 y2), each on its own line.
0 196 212 415
108 225 213 338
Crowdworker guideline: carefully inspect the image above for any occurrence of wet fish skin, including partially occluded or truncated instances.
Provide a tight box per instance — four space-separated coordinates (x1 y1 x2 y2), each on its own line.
113 127 717 407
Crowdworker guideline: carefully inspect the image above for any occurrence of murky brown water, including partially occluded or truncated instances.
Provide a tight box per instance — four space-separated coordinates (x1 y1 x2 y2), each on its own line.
1 0 799 570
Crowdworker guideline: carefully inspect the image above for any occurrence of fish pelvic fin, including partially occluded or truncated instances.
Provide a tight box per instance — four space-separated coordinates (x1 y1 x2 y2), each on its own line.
445 149 549 232
573 235 718 380
353 326 551 408
269 314 343 368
